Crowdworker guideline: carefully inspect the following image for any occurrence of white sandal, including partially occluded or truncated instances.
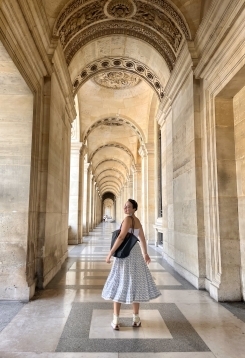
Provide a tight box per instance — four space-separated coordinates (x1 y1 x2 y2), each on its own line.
132 314 141 327
111 314 120 330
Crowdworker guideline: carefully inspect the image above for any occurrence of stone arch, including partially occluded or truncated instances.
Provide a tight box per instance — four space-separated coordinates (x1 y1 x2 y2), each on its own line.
96 169 126 185
99 177 121 191
100 183 119 195
73 57 165 101
89 143 135 163
94 159 129 177
83 114 145 145
53 0 191 68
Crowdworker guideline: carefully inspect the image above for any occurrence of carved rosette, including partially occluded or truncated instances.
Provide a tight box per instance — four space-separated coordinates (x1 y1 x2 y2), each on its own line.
93 71 141 89
104 0 136 18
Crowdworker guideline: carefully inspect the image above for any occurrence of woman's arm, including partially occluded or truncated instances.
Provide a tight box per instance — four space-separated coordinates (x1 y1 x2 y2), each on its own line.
105 216 132 263
138 225 151 264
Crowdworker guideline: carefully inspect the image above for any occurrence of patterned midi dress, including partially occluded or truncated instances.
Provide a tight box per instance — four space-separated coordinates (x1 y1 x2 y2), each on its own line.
102 229 161 304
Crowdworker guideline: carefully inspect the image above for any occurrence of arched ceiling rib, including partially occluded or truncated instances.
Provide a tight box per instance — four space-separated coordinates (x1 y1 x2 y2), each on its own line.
53 0 191 70
99 178 121 191
96 169 126 184
84 115 145 145
94 159 129 176
89 143 135 163
73 57 165 101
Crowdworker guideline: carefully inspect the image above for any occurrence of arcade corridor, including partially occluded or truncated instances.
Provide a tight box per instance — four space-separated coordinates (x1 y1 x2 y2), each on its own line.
0 222 245 357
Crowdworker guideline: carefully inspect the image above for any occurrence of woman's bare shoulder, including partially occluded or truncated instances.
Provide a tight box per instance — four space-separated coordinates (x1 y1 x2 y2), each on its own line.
132 216 142 229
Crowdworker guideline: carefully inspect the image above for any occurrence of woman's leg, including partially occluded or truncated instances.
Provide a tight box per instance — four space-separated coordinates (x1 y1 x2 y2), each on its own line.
132 302 140 314
113 302 121 316
132 302 141 327
111 302 121 330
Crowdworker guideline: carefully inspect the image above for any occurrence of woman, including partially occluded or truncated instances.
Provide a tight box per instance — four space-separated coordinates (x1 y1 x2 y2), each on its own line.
102 199 161 330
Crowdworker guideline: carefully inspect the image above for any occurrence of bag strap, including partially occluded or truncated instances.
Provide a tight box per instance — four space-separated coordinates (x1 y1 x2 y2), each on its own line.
120 216 135 234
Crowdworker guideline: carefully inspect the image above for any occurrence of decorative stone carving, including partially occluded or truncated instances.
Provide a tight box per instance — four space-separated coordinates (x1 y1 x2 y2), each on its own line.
59 1 107 47
93 70 141 89
64 21 175 69
54 0 191 70
54 0 190 41
83 115 144 144
105 0 136 18
72 57 165 101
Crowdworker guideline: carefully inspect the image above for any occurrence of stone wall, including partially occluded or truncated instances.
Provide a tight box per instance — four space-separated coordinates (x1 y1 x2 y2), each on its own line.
41 72 71 287
234 85 245 300
0 41 34 300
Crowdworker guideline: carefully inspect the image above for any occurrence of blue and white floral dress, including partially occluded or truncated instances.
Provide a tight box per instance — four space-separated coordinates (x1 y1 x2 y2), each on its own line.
102 228 161 304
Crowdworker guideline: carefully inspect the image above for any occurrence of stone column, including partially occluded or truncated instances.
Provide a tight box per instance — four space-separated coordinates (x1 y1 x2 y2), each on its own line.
83 162 89 235
68 142 83 244
133 164 142 221
127 172 134 198
138 144 155 243
85 165 92 234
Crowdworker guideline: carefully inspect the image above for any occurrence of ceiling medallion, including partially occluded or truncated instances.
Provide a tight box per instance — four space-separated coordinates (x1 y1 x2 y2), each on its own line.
93 71 141 89
104 0 136 18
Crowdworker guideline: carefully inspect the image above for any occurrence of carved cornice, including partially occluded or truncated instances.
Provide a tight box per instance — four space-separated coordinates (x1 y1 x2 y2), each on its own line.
53 0 191 70
83 115 145 144
73 57 165 101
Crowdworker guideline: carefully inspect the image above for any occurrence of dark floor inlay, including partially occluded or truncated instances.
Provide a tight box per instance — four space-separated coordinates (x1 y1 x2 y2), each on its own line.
0 302 25 332
56 302 210 353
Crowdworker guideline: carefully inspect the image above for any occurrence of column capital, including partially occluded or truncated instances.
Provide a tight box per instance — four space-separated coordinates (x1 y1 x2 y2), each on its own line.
70 142 83 153
138 145 147 158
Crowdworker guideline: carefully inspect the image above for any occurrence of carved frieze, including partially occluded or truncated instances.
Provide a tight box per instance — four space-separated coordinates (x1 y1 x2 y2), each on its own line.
54 0 191 70
72 57 165 101
93 71 141 89
65 21 175 70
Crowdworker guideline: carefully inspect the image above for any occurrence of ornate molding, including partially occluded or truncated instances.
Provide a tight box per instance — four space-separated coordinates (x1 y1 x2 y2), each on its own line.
73 57 165 101
83 115 145 144
64 21 175 69
53 0 191 70
105 0 137 18
93 71 141 89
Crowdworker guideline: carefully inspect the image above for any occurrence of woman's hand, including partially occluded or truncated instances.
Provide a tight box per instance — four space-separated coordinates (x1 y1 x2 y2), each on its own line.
105 253 112 263
144 253 151 264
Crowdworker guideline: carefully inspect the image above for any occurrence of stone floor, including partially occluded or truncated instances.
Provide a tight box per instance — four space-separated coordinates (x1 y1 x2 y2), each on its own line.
0 222 245 357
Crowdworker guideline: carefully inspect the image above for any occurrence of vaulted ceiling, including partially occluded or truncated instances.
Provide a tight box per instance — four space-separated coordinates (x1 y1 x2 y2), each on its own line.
42 0 210 200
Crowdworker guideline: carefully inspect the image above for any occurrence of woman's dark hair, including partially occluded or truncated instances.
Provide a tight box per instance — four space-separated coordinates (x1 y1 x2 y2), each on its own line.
128 198 138 211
